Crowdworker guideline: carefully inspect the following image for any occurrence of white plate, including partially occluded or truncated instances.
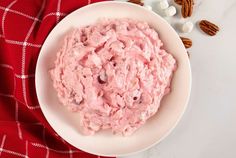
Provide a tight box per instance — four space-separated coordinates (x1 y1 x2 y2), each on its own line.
35 1 191 157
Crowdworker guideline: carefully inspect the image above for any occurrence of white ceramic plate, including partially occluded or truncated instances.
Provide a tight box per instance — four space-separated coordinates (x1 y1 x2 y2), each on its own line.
35 1 191 157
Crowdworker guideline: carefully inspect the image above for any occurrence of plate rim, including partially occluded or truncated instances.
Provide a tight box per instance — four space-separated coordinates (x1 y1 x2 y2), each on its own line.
35 1 192 157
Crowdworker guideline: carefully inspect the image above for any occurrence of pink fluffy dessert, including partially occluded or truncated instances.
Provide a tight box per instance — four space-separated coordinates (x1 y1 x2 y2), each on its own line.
50 18 176 136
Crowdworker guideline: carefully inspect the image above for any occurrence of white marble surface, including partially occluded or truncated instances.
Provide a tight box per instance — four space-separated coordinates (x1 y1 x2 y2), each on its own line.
118 0 236 158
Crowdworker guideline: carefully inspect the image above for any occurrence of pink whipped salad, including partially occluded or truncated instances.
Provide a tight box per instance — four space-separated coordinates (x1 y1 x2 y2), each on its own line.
50 18 176 136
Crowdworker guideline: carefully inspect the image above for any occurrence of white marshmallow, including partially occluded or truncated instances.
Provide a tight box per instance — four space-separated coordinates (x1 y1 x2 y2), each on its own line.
140 112 146 121
158 0 169 10
164 6 177 17
144 4 152 11
182 21 194 33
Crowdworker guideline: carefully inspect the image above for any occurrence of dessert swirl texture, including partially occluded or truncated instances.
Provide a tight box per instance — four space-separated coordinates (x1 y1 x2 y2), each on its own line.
50 18 176 136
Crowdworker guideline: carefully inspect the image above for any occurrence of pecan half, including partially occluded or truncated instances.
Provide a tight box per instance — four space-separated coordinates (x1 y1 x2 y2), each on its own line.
181 0 194 18
174 0 182 5
175 0 194 5
180 37 192 48
128 0 144 6
199 20 219 36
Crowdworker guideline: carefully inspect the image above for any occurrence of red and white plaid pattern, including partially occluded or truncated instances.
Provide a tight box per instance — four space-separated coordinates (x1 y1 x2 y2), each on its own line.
0 0 114 157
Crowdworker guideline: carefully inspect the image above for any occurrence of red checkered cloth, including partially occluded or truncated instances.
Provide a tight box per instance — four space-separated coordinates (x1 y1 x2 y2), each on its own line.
0 0 114 157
